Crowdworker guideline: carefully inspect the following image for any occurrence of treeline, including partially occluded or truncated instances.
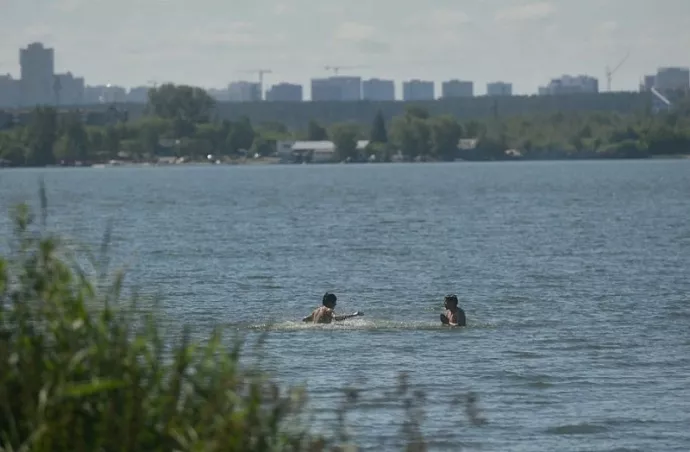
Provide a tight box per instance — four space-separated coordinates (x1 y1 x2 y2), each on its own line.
64 91 655 130
1 84 690 167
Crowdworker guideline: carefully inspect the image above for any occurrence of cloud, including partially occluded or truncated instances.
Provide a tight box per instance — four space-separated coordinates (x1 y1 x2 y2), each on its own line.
356 39 391 55
271 3 291 15
332 21 391 55
495 2 555 23
598 20 618 33
427 9 471 27
193 22 259 46
334 22 375 41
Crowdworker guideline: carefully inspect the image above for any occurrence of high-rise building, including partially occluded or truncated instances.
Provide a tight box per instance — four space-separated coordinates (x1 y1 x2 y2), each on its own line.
655 67 690 93
266 83 303 102
0 74 20 108
441 80 473 98
402 80 434 101
126 86 151 103
228 81 261 102
486 82 512 96
20 42 54 106
311 76 361 101
362 78 395 101
55 72 85 106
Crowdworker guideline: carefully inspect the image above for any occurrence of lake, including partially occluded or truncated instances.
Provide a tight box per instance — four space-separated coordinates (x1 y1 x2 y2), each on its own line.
1 160 689 451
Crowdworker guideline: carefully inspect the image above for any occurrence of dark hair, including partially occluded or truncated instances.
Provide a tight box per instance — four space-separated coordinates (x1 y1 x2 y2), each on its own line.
322 292 337 305
444 294 459 305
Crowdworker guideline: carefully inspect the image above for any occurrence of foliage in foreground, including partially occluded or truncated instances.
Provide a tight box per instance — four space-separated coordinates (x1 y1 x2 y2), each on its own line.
0 192 486 451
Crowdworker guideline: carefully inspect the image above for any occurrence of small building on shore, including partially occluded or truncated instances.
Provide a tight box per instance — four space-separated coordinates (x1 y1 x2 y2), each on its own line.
276 140 370 163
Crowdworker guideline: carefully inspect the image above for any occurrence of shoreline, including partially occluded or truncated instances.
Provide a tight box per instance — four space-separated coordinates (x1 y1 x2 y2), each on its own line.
3 154 690 170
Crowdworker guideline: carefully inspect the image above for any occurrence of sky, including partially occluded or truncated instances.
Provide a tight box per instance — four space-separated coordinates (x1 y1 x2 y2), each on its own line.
1 0 689 98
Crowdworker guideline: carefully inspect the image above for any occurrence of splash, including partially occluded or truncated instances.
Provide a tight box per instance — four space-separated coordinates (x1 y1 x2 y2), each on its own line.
245 318 496 332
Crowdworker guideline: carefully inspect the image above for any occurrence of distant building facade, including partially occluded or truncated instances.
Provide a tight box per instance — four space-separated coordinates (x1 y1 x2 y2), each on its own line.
127 86 151 103
441 80 473 98
486 82 512 96
266 83 303 102
655 67 690 93
539 75 598 95
402 79 434 101
228 81 261 102
362 78 395 101
311 76 362 101
640 75 656 92
54 72 84 106
84 85 127 104
20 42 54 106
0 74 20 108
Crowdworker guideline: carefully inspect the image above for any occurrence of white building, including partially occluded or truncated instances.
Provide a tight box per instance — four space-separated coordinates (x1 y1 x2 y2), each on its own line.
311 76 362 101
276 140 370 163
362 78 395 101
228 81 261 102
441 80 474 98
486 82 512 96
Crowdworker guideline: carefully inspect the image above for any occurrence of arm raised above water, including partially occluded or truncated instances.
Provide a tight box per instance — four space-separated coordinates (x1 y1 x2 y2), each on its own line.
334 311 363 321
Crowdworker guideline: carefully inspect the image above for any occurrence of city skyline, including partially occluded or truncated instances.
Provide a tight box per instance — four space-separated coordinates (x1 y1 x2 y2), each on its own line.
1 40 688 107
1 0 689 97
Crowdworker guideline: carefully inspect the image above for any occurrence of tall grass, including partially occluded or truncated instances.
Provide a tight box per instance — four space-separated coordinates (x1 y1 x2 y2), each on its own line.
0 185 486 452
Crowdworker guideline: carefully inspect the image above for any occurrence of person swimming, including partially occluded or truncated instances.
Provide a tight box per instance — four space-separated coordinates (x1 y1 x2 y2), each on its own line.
440 294 466 327
302 292 362 324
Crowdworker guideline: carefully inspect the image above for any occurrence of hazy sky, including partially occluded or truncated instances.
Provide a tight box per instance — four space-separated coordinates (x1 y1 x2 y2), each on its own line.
1 0 689 97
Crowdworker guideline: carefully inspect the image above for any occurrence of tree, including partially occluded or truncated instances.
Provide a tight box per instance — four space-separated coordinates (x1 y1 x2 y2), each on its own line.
147 83 215 123
25 107 58 166
226 116 255 155
404 105 430 120
330 122 359 162
370 110 388 143
429 115 463 161
307 120 328 141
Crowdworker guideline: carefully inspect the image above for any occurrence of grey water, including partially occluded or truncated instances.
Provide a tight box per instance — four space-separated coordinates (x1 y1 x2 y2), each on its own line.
1 160 689 451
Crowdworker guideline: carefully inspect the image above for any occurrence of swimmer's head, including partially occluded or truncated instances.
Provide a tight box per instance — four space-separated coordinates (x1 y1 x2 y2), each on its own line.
322 292 337 308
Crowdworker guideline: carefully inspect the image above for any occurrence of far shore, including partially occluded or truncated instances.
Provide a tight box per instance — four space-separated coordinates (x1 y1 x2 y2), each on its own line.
3 154 690 170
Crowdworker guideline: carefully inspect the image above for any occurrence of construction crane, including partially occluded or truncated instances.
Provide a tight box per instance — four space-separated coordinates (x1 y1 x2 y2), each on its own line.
239 69 273 100
605 52 630 92
324 65 367 76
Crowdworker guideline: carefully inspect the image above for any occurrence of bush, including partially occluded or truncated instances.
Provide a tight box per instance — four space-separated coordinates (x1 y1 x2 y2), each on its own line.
0 185 486 451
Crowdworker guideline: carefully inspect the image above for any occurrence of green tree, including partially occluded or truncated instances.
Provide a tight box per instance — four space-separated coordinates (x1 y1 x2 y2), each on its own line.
370 110 388 143
307 120 328 140
55 113 90 163
330 122 359 162
24 107 58 166
147 83 215 122
226 116 255 155
429 115 463 161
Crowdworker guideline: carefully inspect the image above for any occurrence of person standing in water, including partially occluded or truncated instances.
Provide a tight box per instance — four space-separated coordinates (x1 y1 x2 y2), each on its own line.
302 292 362 324
440 294 466 327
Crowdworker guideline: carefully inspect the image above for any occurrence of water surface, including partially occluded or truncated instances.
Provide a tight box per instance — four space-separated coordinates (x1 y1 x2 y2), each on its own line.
1 160 689 451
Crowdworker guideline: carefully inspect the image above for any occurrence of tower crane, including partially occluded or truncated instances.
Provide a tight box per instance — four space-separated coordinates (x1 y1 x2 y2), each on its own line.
606 52 630 92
